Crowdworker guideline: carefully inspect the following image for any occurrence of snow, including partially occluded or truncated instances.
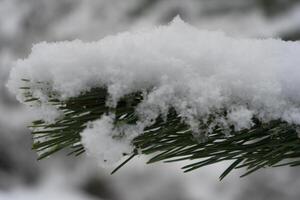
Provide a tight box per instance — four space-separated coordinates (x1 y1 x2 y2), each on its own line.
6 16 300 166
0 168 99 200
0 185 98 200
80 115 134 167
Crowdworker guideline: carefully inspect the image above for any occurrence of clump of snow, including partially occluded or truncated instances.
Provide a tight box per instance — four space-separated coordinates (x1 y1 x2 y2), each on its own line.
227 107 254 131
80 115 135 167
6 16 300 166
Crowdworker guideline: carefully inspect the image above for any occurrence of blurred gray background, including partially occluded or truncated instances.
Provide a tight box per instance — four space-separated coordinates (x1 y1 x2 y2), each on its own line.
0 0 300 199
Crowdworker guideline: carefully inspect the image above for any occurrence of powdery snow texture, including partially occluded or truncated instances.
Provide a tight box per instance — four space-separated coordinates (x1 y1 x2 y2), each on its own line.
7 17 300 166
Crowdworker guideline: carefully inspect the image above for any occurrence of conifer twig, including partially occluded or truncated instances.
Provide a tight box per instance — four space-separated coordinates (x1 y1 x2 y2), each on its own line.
21 80 300 179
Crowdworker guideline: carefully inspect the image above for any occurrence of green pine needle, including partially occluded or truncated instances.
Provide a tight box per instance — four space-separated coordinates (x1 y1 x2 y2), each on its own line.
20 79 300 179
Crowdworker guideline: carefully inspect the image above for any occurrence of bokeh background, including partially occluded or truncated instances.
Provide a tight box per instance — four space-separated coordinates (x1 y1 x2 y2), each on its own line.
1 0 300 199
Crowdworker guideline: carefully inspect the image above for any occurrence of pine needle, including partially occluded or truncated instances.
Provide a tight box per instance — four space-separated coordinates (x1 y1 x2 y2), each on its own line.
21 80 300 179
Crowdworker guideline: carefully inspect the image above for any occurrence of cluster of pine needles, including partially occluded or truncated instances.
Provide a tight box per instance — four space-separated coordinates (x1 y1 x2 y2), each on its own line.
20 79 300 180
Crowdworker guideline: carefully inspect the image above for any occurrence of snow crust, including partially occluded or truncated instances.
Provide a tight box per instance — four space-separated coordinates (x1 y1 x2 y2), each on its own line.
7 17 300 166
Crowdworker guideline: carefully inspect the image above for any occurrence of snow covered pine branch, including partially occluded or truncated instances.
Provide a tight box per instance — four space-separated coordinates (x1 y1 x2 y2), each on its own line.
7 17 300 179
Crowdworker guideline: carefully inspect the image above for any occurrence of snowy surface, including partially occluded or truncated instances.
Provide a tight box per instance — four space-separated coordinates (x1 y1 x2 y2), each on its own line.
7 17 300 166
0 185 97 200
0 162 99 200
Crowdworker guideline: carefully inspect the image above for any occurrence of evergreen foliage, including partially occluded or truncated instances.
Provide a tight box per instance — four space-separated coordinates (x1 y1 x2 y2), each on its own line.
21 79 300 180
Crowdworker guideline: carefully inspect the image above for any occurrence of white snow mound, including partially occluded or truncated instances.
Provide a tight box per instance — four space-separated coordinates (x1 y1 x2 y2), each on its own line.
7 17 300 165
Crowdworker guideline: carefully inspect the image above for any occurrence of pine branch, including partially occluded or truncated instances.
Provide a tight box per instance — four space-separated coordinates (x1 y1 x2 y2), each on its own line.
20 80 300 179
